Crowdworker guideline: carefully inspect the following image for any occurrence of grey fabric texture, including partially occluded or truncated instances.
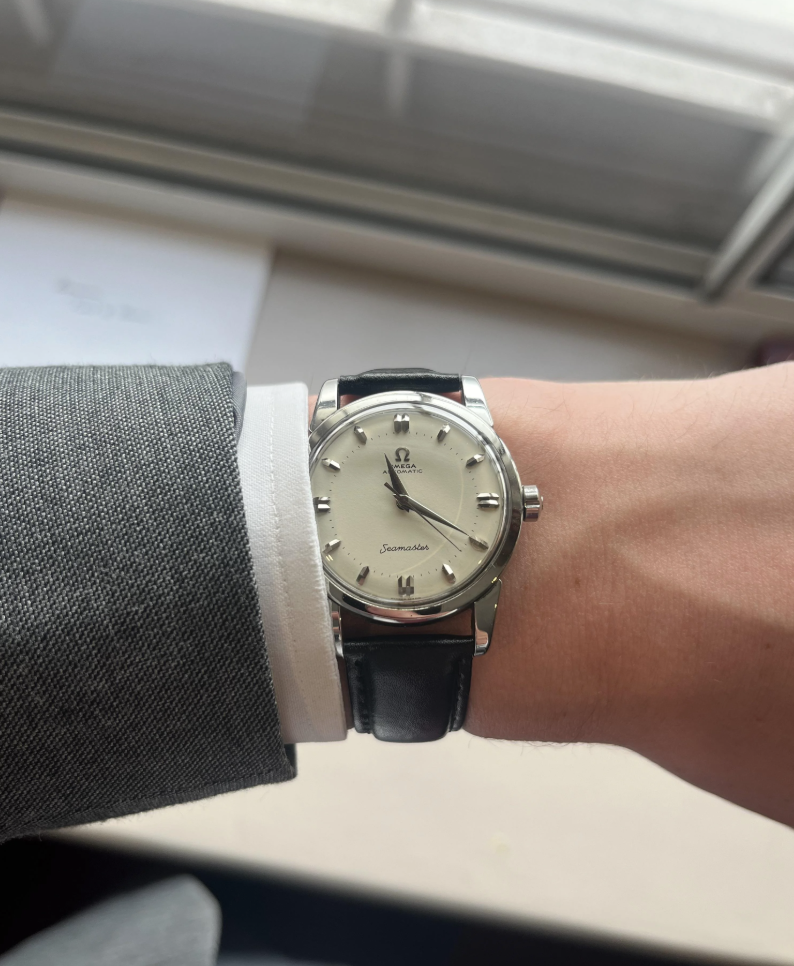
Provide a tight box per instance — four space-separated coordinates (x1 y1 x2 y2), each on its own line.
0 876 220 966
0 363 293 843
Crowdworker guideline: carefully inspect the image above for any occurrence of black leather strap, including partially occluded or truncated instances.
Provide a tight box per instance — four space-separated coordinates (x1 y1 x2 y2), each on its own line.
338 368 462 396
343 636 474 742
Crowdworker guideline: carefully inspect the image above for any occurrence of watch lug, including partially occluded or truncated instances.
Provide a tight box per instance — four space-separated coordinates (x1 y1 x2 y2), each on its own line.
472 579 501 655
461 375 493 426
311 378 340 434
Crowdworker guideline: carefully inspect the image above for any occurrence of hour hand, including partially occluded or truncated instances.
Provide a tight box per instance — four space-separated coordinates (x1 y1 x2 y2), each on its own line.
384 453 409 497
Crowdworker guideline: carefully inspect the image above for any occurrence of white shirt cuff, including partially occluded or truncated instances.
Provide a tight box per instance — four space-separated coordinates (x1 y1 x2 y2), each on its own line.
237 383 347 743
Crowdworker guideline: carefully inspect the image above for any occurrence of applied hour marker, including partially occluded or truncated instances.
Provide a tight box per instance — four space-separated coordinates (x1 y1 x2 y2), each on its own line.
323 539 341 556
466 453 485 467
356 565 370 585
394 413 410 434
437 424 450 442
477 492 500 510
354 425 367 444
398 575 415 596
322 458 341 472
313 496 331 513
442 563 456 584
469 535 489 551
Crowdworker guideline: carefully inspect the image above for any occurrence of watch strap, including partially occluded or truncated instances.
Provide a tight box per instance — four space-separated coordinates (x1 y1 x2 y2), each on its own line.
343 635 474 742
338 368 462 397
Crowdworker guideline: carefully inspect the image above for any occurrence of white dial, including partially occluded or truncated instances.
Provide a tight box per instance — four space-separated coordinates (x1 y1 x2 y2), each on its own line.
310 403 508 606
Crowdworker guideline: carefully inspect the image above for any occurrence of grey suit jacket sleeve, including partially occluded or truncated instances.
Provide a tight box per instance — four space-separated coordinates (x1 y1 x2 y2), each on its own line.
0 363 293 843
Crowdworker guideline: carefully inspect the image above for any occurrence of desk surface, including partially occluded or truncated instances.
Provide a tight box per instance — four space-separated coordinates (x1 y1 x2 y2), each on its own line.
68 733 794 964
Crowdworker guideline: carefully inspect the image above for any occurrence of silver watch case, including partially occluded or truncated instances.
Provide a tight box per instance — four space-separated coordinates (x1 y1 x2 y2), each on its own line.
309 385 524 649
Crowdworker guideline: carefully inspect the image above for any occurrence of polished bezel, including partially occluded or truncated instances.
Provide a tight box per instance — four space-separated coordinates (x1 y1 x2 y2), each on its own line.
308 390 523 625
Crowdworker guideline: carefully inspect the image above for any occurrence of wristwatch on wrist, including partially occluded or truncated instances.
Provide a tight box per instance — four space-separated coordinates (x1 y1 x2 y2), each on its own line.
309 368 542 742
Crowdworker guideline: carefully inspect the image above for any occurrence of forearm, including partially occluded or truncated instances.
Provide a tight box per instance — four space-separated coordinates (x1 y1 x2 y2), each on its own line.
468 365 794 826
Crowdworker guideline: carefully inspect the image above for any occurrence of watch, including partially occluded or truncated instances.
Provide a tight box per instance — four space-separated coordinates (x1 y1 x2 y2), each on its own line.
309 368 542 742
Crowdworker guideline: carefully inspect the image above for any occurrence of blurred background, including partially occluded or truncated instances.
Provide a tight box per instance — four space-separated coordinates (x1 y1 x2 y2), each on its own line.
2 1 794 964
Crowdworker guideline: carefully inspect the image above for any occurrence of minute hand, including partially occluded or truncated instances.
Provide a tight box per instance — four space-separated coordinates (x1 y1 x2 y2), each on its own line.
394 492 469 537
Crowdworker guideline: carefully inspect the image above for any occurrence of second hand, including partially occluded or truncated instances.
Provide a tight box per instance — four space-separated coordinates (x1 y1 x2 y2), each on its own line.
385 482 462 552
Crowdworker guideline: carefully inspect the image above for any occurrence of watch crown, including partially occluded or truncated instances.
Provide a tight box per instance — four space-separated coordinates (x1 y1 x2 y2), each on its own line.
522 484 543 521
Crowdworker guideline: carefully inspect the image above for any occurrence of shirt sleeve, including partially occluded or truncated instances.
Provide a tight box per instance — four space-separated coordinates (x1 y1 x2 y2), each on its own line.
237 383 347 743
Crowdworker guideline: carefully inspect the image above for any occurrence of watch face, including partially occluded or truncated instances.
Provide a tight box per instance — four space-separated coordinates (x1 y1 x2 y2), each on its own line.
310 400 510 609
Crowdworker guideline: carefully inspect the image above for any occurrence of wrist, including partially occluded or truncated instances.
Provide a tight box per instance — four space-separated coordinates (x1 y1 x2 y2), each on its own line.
466 377 621 744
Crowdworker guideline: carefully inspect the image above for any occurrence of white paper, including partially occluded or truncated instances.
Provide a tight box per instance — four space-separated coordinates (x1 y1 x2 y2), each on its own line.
0 198 271 369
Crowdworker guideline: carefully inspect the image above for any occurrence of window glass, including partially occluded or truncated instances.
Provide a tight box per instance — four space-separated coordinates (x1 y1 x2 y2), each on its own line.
3 0 794 254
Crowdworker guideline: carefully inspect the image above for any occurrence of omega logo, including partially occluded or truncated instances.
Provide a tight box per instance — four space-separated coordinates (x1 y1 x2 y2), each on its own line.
384 447 422 473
